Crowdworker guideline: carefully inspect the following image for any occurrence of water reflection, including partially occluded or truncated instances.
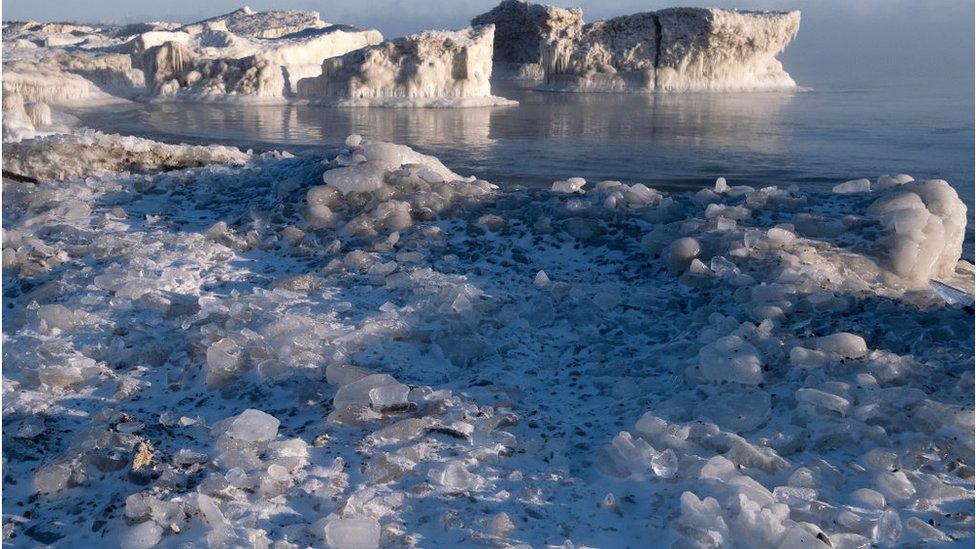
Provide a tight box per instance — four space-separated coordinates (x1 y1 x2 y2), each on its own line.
131 84 795 157
68 82 972 213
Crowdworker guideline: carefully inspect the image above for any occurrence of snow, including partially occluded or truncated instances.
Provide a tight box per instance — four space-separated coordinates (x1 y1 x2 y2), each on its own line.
297 26 516 107
540 7 800 92
1 128 973 547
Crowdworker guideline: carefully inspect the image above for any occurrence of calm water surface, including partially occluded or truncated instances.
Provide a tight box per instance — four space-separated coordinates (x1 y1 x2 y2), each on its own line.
69 79 974 212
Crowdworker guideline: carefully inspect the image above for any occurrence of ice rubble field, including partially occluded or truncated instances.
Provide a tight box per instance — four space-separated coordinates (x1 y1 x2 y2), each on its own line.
2 132 975 548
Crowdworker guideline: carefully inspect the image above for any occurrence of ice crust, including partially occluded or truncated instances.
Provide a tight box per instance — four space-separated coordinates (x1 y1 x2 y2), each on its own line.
2 136 973 546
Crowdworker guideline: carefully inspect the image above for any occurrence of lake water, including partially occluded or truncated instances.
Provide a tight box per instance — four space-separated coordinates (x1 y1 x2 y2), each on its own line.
69 79 974 213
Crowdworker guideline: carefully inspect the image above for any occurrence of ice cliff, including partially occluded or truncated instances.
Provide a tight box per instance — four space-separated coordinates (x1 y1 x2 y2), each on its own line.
542 7 800 92
471 0 583 80
296 25 515 107
473 1 800 91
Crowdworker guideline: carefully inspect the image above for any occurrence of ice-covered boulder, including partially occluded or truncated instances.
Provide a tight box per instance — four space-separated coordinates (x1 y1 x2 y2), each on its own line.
297 26 516 107
867 180 967 284
540 7 800 92
471 0 583 80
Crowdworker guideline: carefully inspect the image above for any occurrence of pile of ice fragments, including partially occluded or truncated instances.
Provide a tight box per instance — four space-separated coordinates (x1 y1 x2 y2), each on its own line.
2 130 973 547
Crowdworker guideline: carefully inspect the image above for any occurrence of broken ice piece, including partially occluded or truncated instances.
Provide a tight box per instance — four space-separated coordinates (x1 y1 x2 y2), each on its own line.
333 374 408 410
320 517 381 549
220 409 280 443
533 270 550 287
930 280 974 307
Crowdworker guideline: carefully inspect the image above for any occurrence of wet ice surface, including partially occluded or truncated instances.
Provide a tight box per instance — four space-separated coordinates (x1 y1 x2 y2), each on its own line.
2 135 974 548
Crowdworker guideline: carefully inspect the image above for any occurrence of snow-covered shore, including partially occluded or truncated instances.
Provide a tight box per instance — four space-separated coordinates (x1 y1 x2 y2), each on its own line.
2 130 973 547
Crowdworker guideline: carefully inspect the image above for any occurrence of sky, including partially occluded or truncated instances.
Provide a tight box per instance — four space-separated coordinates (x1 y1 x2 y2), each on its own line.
3 0 974 88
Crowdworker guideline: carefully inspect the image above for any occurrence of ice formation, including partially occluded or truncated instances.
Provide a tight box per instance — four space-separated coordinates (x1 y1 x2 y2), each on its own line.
2 131 250 180
471 0 583 80
2 126 971 547
1 7 383 104
296 26 515 107
538 5 800 92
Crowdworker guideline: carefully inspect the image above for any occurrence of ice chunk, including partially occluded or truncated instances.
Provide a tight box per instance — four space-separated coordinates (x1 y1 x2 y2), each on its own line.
832 178 871 194
812 332 867 358
551 177 586 194
697 335 763 385
326 364 374 386
714 177 730 193
321 517 381 549
876 173 914 190
867 180 967 283
430 460 485 492
874 470 916 501
676 492 729 546
333 374 408 410
222 409 280 443
533 270 551 288
119 521 163 549
796 388 850 416
664 237 701 275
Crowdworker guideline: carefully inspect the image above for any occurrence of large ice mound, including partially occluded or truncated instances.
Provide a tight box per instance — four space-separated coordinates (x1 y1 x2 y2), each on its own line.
542 6 800 92
296 25 516 107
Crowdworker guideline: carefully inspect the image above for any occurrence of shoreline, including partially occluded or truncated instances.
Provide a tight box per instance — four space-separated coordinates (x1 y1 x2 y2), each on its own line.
2 129 973 547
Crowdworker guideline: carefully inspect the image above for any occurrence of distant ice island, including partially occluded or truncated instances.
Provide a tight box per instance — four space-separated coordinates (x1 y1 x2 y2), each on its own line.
3 1 800 124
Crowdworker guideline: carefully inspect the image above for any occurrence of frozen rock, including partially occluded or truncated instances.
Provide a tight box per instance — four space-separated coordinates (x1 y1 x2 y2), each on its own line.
297 26 515 107
221 409 280 443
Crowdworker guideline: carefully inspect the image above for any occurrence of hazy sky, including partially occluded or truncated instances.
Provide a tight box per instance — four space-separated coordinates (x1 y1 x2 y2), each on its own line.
4 0 973 87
